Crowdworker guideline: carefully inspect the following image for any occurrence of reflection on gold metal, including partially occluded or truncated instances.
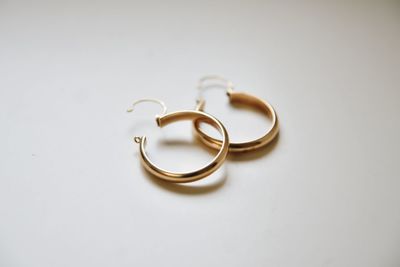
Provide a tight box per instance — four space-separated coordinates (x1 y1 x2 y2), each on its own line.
128 99 229 183
194 76 279 152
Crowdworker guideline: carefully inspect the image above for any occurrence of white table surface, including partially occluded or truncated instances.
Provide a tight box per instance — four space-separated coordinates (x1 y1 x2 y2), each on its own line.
1 1 399 266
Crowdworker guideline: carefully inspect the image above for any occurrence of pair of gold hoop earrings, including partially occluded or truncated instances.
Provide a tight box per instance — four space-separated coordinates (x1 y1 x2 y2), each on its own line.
128 76 279 183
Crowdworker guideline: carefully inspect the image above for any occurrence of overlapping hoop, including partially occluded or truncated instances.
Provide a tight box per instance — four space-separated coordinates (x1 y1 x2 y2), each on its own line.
193 77 279 152
129 101 229 183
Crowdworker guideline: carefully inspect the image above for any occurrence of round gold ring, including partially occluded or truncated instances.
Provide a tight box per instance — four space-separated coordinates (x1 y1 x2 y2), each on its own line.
194 90 279 152
136 110 229 183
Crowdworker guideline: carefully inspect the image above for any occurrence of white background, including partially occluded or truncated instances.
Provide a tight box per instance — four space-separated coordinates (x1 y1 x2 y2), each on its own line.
1 1 399 266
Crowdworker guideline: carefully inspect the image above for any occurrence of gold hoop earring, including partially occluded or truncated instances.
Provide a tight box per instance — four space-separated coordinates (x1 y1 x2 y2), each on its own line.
127 99 229 183
193 76 279 153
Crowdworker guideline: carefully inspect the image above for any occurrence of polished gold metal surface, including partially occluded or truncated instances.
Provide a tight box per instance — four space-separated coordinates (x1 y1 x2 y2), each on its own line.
194 89 279 152
135 110 229 183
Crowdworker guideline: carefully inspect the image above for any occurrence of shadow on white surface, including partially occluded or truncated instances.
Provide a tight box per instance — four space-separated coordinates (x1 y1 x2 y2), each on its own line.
136 134 279 194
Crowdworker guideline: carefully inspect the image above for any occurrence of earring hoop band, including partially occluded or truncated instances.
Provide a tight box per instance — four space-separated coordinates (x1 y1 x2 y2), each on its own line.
135 110 229 183
194 90 279 152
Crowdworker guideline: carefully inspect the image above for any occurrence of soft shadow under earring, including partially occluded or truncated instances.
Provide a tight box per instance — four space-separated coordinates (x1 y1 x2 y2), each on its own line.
193 75 279 153
127 98 230 183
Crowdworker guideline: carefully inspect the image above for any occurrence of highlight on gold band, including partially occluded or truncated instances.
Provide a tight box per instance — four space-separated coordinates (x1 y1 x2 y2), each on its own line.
128 99 229 183
193 76 279 153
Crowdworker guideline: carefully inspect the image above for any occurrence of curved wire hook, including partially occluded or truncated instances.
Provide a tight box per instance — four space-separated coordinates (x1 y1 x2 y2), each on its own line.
127 98 167 116
127 99 168 144
197 75 234 101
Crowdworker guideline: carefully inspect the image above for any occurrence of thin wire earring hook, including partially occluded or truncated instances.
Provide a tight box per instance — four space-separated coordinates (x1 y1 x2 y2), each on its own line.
127 98 167 115
127 98 168 144
197 75 234 101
